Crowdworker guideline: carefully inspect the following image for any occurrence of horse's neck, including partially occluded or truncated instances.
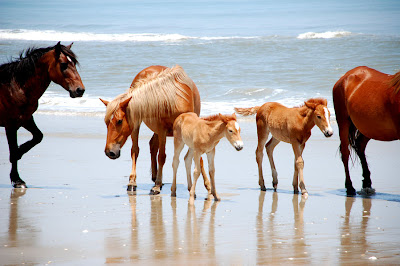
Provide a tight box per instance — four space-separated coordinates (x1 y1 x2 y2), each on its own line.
22 60 51 102
206 120 226 140
298 106 315 132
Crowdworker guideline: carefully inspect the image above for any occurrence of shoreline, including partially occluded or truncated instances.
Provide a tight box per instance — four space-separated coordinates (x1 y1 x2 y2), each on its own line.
0 113 399 264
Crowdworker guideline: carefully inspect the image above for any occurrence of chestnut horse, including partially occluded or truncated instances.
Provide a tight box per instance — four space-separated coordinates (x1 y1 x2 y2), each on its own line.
0 42 85 188
171 112 243 203
333 66 400 196
100 65 201 194
235 98 333 195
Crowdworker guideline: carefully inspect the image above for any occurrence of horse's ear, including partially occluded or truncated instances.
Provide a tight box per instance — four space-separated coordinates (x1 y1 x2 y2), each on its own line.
119 96 132 110
100 98 109 106
232 113 237 119
55 41 62 59
304 101 316 110
67 42 74 49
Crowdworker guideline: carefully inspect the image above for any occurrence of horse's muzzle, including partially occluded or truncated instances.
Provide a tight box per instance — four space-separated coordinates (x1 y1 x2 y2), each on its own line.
105 144 121 159
69 87 85 98
234 141 244 151
323 130 333 138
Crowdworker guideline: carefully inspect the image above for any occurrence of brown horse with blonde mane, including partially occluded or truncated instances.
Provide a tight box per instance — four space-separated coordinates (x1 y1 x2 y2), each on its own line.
333 66 400 196
171 112 243 203
235 98 333 195
100 65 201 194
0 42 85 188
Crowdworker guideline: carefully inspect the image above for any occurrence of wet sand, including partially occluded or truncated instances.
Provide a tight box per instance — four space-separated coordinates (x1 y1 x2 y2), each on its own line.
1 114 400 265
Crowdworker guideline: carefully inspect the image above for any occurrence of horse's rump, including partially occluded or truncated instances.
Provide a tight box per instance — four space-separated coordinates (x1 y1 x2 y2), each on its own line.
234 106 260 116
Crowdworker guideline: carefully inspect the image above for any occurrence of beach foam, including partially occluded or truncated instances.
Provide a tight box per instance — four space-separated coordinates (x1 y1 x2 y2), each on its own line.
297 31 352 39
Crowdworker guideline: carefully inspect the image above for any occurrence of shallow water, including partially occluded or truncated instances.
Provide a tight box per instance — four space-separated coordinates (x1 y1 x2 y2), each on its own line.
0 116 399 264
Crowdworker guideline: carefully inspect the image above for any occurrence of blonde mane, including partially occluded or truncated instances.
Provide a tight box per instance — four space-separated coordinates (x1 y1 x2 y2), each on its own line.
105 65 195 124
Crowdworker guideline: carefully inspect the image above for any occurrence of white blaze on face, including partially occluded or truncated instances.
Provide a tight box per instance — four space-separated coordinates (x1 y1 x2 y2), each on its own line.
323 107 333 133
235 122 240 131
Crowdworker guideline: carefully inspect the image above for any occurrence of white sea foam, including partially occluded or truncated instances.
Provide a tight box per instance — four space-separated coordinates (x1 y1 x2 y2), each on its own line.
297 31 352 39
0 29 258 42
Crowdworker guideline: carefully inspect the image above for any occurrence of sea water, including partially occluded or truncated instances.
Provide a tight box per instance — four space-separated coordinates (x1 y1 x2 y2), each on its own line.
0 0 399 118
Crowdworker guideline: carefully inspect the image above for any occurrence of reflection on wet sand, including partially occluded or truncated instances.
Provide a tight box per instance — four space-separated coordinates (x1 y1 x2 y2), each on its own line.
7 188 37 248
256 192 310 264
340 197 372 262
105 195 219 263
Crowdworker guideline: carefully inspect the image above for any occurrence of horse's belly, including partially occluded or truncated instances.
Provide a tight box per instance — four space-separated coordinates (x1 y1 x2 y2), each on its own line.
269 128 291 143
352 117 398 140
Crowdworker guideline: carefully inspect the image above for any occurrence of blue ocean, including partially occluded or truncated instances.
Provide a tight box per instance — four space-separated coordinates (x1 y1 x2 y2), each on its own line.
0 0 399 118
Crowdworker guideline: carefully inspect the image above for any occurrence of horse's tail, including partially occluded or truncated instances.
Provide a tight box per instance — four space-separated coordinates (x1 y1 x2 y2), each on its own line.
200 157 211 192
234 106 260 116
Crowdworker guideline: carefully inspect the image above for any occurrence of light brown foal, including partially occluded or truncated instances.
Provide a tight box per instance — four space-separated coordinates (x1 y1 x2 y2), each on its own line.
235 98 333 195
171 112 243 203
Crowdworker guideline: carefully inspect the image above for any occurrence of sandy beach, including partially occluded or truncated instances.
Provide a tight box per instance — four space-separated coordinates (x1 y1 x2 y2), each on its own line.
0 114 399 265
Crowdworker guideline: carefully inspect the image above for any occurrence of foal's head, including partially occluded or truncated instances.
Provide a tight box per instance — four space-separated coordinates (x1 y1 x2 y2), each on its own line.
220 113 244 151
304 98 333 137
100 96 132 159
45 42 85 98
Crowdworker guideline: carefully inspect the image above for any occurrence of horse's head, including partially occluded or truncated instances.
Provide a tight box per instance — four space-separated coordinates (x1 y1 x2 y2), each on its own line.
47 42 85 98
100 97 132 159
305 98 333 138
221 113 244 151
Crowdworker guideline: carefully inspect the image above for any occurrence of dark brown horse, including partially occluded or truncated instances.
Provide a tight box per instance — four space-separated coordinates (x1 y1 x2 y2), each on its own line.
333 66 400 196
0 42 85 188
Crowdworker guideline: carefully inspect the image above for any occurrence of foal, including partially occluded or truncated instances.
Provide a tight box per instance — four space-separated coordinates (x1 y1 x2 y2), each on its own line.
235 98 333 195
171 112 243 203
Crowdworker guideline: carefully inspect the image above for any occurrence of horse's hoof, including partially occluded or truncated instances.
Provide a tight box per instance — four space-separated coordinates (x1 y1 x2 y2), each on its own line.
301 192 308 198
346 187 357 196
13 182 27 189
357 187 376 196
127 185 137 192
150 188 161 195
171 192 176 197
260 186 267 191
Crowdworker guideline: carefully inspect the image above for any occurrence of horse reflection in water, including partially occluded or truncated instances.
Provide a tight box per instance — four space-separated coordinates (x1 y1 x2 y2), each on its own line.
256 192 310 264
105 195 219 264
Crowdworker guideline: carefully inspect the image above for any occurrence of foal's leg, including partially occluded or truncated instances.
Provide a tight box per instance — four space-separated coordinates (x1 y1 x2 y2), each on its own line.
207 148 220 201
184 148 194 192
171 137 185 197
151 131 167 195
149 133 159 182
355 133 374 193
128 126 140 192
256 119 270 191
265 137 280 191
292 143 307 195
189 152 202 204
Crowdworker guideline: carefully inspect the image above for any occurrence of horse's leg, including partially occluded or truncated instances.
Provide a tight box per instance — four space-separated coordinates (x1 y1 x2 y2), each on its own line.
256 119 269 191
5 127 26 188
338 121 356 196
19 117 44 158
184 148 194 193
149 133 159 182
171 137 185 197
292 143 307 196
265 137 280 191
206 148 220 201
128 126 140 192
150 131 167 195
355 134 374 193
189 151 202 204
200 157 212 199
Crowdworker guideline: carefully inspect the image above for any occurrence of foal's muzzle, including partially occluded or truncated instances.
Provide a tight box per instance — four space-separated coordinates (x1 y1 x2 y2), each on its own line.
234 141 244 151
323 130 333 138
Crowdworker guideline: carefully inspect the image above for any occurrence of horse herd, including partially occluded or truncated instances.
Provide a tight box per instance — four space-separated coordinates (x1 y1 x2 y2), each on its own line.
1 43 399 199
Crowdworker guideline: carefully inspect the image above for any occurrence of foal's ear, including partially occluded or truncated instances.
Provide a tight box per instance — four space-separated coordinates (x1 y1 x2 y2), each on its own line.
100 98 109 106
304 101 317 110
55 41 62 59
119 96 132 110
232 113 237 119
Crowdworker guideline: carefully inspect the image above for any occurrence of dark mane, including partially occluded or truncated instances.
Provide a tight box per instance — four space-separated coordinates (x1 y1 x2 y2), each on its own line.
0 43 78 86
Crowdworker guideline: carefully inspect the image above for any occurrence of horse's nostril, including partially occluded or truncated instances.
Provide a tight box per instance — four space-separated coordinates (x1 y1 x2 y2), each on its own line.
76 87 85 96
109 151 116 157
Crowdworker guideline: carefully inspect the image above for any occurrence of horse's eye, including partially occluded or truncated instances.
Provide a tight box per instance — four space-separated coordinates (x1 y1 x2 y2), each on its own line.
117 119 123 125
60 62 68 71
228 129 233 133
317 115 322 119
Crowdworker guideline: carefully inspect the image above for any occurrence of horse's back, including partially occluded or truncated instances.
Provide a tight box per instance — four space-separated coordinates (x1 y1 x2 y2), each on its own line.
333 66 399 140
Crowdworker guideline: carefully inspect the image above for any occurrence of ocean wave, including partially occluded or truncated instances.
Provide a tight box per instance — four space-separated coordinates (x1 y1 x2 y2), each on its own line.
0 29 260 42
297 31 352 39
